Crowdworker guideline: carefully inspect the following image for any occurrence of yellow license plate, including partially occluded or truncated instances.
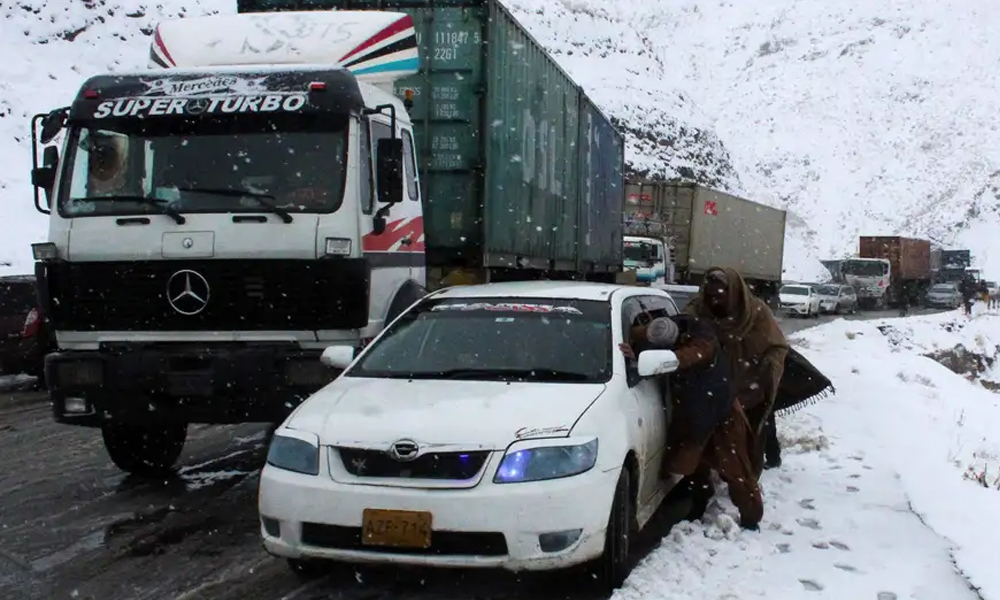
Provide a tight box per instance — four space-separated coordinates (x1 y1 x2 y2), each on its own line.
361 509 432 549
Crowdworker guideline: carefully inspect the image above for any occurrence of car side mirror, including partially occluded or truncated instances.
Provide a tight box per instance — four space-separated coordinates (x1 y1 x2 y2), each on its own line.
375 137 403 205
637 349 679 377
39 109 67 145
320 345 356 370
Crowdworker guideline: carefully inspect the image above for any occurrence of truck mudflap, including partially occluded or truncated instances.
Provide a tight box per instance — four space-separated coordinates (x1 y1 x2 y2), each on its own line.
45 343 337 427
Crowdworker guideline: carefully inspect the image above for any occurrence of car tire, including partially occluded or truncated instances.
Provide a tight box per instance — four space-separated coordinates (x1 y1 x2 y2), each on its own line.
592 467 633 592
101 422 187 476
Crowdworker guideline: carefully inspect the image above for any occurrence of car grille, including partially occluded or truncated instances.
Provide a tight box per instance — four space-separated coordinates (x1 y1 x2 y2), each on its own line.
41 259 370 331
300 523 508 556
336 448 491 480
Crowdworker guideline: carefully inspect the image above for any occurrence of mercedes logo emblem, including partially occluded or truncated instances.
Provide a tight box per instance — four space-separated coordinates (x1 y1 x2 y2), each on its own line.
388 439 420 462
166 269 210 315
185 98 210 114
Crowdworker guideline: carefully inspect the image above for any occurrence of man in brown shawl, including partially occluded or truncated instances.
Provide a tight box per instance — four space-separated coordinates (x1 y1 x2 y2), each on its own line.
685 267 790 476
685 267 788 529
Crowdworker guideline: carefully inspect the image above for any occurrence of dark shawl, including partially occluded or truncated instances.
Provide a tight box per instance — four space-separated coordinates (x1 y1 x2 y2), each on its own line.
773 347 835 416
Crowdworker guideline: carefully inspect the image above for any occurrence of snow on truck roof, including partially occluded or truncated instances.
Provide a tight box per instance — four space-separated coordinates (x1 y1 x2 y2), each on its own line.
151 11 419 85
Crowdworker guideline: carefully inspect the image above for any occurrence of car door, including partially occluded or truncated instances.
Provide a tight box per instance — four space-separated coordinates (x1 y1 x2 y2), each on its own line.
634 294 676 504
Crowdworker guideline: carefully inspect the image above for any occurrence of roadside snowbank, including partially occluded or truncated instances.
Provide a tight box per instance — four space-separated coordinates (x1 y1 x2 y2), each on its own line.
616 311 1000 599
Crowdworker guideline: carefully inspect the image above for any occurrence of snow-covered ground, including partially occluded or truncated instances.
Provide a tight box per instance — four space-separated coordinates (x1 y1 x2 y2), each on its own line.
617 307 1000 599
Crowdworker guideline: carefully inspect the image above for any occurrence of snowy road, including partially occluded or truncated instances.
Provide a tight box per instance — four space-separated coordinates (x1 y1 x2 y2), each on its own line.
1 306 992 600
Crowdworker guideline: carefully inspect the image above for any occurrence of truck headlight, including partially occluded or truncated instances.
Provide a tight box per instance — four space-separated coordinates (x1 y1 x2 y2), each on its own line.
494 438 598 484
31 242 58 261
324 237 351 256
266 431 320 475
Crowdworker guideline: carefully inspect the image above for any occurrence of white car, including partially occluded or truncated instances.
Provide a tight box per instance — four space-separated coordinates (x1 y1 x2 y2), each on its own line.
779 284 821 317
258 281 688 590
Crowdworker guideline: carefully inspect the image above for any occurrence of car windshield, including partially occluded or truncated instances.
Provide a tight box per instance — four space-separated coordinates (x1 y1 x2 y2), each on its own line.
817 285 839 295
781 286 809 296
347 297 613 383
58 112 348 217
842 260 888 276
930 284 956 293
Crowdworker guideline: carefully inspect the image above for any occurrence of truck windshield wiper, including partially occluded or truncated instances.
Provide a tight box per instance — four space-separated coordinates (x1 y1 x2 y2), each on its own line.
174 187 293 223
396 368 593 382
73 195 185 224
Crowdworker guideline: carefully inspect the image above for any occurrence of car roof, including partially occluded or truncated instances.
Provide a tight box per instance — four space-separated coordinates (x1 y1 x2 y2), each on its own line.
429 281 666 302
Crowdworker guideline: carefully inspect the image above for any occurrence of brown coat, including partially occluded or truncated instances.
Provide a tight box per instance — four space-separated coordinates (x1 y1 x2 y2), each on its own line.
684 267 789 425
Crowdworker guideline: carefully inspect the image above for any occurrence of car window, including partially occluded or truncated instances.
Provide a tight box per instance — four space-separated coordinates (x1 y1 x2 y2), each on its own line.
402 129 419 202
620 297 646 344
817 285 839 295
348 297 613 383
0 282 36 317
370 120 393 204
780 286 809 296
637 294 678 318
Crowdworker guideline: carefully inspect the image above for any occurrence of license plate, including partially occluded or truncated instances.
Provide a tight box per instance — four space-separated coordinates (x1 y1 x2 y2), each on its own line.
361 508 432 549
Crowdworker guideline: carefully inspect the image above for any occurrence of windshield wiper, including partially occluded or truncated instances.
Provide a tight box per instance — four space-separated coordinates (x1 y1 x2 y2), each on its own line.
397 368 594 382
174 187 293 223
73 195 185 224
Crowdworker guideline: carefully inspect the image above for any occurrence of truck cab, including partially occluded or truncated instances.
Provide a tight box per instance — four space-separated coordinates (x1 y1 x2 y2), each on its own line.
841 257 890 309
28 11 427 474
623 235 673 285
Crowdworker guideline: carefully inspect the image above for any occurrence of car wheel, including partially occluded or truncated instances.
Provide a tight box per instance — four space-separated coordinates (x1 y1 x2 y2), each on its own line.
592 467 633 592
101 422 187 476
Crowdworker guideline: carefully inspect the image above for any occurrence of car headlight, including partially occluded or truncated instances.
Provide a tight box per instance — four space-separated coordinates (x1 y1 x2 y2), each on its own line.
493 438 598 484
266 431 320 475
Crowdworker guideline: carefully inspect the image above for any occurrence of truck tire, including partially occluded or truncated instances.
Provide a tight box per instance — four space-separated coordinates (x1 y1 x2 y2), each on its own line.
101 422 187 476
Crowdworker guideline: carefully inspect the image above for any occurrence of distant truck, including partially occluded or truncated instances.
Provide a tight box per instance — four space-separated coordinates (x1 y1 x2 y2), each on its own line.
842 236 931 309
935 249 972 283
820 259 845 283
28 8 623 474
622 180 786 301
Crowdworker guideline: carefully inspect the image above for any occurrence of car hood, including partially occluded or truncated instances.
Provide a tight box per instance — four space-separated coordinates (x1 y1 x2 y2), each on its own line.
779 294 810 303
285 377 607 450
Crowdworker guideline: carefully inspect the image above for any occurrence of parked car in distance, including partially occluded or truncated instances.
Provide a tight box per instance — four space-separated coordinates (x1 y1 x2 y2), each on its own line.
985 281 998 297
779 284 821 317
0 275 49 382
815 284 858 315
258 281 691 590
924 282 962 309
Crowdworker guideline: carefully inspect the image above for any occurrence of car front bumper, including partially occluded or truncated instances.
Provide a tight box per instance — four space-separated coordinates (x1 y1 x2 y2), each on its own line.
781 303 811 315
258 457 620 571
819 301 838 313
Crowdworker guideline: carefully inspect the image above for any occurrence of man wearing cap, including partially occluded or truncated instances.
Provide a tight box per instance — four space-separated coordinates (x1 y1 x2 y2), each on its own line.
620 311 764 530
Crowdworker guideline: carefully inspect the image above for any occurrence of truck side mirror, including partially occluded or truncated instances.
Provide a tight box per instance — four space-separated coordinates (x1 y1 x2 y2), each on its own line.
39 109 68 145
31 146 59 208
375 137 403 205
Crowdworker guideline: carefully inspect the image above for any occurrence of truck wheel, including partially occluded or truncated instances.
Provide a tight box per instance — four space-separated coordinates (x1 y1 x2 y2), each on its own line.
101 422 187 476
591 467 633 592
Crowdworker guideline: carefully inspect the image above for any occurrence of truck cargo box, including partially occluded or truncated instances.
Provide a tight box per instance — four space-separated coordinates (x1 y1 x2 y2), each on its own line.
624 180 786 283
237 0 625 274
859 236 931 282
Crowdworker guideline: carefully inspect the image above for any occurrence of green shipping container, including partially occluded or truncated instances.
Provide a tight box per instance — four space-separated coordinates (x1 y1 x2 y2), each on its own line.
236 0 625 274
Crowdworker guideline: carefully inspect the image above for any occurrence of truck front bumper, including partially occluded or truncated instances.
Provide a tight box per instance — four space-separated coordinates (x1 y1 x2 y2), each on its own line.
46 344 336 427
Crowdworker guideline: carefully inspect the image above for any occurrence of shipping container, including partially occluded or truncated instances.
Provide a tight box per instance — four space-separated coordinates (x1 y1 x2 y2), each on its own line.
237 0 625 281
623 180 786 294
858 236 932 283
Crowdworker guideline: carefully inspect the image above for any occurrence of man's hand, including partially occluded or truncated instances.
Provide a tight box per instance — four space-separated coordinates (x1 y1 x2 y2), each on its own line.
619 342 636 360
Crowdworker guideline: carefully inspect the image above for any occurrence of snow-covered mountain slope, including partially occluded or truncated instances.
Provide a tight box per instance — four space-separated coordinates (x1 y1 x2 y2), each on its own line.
598 0 1000 275
0 0 818 278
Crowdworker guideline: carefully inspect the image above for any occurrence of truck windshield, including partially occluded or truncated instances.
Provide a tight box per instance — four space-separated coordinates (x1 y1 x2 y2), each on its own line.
624 242 654 262
57 113 348 217
841 260 887 276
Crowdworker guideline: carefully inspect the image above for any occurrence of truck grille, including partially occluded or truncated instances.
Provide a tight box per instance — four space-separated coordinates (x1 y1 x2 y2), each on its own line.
41 259 370 331
336 448 491 480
